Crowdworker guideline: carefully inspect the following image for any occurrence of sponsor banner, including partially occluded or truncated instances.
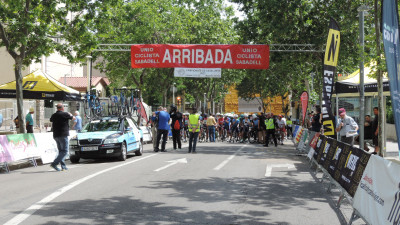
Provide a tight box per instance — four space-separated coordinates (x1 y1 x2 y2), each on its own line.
297 130 309 151
322 137 338 171
322 18 340 137
238 98 263 112
174 68 221 78
295 127 304 144
34 133 59 164
316 137 335 167
309 132 320 149
353 155 400 225
131 44 270 69
6 134 39 161
300 91 309 126
314 135 327 161
327 141 348 181
292 125 300 138
382 0 400 154
0 135 13 163
337 146 371 197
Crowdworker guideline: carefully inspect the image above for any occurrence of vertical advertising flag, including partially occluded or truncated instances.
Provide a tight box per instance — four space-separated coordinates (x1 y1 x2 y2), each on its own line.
300 91 309 126
322 18 340 138
382 0 400 154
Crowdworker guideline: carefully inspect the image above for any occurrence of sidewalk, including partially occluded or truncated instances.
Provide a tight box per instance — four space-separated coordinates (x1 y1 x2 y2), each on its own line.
354 139 399 161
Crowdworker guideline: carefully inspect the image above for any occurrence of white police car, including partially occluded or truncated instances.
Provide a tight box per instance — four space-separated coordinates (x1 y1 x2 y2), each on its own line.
69 116 143 163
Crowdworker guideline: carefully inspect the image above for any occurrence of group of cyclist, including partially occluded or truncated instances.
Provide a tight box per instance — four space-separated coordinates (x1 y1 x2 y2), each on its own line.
180 112 294 145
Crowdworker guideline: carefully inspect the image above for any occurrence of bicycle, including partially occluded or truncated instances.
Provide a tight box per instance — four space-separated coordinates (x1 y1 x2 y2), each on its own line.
248 127 258 144
199 127 207 143
83 89 104 119
110 87 139 117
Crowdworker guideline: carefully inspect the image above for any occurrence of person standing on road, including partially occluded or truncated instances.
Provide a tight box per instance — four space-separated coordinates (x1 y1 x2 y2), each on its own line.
155 106 170 152
335 108 358 146
188 107 200 153
72 111 82 132
50 103 74 171
264 113 278 147
277 115 286 145
150 112 158 149
372 107 380 155
170 105 183 150
206 114 217 142
25 107 34 133
258 113 266 144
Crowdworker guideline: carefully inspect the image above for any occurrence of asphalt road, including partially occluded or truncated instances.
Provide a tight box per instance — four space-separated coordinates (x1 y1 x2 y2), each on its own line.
0 140 361 225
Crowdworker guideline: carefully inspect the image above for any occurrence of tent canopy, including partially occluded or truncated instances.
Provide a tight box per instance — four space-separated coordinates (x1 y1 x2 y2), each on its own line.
334 61 390 97
0 70 81 101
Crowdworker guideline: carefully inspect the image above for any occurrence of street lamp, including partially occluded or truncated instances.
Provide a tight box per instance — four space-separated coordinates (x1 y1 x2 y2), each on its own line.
204 93 206 114
172 82 176 105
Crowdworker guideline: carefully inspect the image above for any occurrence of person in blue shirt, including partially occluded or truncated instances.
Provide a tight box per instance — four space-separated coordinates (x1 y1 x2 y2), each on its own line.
155 106 171 152
72 111 82 132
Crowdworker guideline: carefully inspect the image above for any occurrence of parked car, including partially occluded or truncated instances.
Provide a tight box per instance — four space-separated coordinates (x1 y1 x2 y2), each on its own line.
69 116 143 163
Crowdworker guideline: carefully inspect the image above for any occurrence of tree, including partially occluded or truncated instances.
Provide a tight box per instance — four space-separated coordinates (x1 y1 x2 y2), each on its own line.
231 0 368 117
0 0 113 133
93 0 242 110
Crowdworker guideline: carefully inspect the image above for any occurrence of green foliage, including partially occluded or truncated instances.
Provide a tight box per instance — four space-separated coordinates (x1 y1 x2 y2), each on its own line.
386 96 394 124
231 0 379 107
93 0 242 107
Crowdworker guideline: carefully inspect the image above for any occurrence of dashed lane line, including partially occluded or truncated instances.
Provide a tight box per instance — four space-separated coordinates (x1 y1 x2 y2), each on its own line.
213 144 247 171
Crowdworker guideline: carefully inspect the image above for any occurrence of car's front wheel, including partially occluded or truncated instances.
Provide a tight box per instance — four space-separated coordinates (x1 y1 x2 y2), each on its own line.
135 140 144 156
118 142 127 161
70 155 80 163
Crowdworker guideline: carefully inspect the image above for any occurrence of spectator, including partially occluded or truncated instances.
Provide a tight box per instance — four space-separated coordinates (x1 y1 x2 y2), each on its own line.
304 112 312 129
50 103 74 171
355 115 373 151
155 106 170 152
72 111 82 132
25 107 34 133
170 105 183 150
150 112 157 149
14 116 19 129
258 113 266 144
335 108 358 146
286 116 293 138
206 114 217 142
372 107 380 155
311 107 322 132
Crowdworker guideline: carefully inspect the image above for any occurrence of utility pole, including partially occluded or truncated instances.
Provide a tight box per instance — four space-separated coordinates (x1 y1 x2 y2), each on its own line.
358 5 369 150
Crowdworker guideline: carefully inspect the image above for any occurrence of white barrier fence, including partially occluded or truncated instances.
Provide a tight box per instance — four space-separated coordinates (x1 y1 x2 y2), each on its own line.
292 125 400 225
0 131 77 172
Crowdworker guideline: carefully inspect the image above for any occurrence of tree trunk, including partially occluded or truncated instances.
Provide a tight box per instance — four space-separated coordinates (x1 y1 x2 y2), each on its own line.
15 58 25 134
375 0 385 156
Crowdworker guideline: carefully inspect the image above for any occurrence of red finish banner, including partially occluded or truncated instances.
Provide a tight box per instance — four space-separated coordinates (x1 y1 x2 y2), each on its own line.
131 44 269 69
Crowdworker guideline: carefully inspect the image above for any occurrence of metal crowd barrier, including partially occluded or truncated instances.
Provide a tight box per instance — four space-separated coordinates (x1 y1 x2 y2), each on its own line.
295 127 371 225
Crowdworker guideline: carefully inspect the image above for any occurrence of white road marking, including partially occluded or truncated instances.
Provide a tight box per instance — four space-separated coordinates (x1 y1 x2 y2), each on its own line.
213 145 247 171
265 163 296 177
154 158 187 172
4 154 158 225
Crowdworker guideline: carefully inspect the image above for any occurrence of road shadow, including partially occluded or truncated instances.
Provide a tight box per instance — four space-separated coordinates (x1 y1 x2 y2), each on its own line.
23 196 276 225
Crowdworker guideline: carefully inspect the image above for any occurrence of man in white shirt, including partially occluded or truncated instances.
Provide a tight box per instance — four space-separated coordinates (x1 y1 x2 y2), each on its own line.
335 108 358 146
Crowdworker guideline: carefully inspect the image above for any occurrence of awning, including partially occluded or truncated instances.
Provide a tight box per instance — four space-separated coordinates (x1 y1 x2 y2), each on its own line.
0 70 81 101
334 61 390 97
